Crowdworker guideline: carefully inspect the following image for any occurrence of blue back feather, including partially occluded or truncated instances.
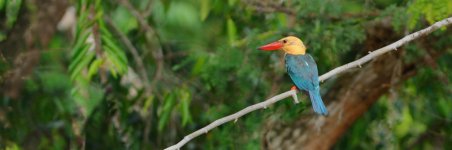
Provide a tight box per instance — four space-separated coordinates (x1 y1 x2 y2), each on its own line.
285 54 328 115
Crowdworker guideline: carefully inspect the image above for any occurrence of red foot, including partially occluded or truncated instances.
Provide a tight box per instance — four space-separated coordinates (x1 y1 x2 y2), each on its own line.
290 86 298 91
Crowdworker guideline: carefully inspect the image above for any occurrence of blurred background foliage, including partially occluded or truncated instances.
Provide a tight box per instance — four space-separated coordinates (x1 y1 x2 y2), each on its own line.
0 0 451 149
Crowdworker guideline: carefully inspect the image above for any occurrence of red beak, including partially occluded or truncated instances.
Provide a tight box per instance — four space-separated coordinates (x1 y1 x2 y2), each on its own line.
258 41 283 51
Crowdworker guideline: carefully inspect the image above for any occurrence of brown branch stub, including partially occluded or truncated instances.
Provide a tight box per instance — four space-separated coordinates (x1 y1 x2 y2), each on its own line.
164 17 452 150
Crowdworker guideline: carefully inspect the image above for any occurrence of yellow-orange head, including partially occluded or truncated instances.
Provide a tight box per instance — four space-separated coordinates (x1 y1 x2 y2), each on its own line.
258 36 307 55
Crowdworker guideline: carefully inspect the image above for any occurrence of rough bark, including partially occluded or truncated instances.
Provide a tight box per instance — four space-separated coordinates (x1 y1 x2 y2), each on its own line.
0 0 68 98
262 21 412 150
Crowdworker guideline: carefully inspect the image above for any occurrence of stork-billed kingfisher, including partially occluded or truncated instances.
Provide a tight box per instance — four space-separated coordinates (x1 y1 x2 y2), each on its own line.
259 36 328 116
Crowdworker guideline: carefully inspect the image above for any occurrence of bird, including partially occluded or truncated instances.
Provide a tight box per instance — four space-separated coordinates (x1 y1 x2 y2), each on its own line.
258 36 328 115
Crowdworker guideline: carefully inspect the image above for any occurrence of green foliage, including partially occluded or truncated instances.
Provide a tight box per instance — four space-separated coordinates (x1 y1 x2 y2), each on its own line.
407 0 452 30
4 0 21 29
157 87 193 132
0 0 22 41
199 0 210 21
338 42 452 149
111 6 138 33
227 17 237 45
70 0 128 117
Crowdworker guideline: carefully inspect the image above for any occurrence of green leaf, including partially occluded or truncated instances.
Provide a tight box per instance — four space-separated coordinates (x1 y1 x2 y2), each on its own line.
5 141 20 150
87 59 103 80
0 0 6 11
5 0 22 28
76 12 94 34
200 0 210 21
69 44 91 73
438 97 451 118
103 46 127 75
160 0 171 13
158 94 175 132
101 35 128 65
99 20 114 38
394 106 412 138
94 0 102 11
191 56 206 76
111 6 138 34
73 84 104 117
276 13 287 28
179 89 192 126
80 0 87 9
71 31 91 56
102 34 128 74
228 0 237 6
70 50 95 80
227 17 237 45
141 96 154 116
407 0 452 30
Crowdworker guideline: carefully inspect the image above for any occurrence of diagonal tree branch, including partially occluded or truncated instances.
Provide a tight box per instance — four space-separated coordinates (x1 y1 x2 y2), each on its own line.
164 17 452 150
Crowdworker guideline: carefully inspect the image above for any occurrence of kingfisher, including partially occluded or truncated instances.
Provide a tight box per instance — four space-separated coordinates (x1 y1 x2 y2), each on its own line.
259 36 328 115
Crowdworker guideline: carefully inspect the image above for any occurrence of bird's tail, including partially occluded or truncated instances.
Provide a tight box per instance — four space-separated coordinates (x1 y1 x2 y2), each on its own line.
308 87 328 115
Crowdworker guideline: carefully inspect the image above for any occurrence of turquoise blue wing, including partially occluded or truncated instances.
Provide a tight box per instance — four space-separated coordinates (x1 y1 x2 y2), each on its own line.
285 54 319 91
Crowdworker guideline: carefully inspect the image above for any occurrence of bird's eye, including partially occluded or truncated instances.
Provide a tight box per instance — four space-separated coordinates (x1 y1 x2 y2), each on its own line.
282 40 287 43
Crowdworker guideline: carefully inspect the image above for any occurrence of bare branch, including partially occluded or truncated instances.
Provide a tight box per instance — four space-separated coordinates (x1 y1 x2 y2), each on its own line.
164 17 452 150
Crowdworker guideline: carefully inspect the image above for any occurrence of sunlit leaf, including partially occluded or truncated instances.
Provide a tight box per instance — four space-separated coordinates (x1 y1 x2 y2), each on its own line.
5 0 22 28
71 31 91 56
200 0 210 21
227 17 237 45
191 56 207 76
5 141 20 150
0 0 6 11
160 0 171 13
407 0 452 30
141 96 155 117
179 88 192 126
101 35 128 66
73 84 104 117
158 94 175 132
394 106 412 138
69 45 95 80
87 59 103 80
228 0 237 6
111 6 138 33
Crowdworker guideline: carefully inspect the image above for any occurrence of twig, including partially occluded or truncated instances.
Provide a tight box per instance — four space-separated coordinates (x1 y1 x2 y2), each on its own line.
112 112 132 149
90 6 107 83
117 0 164 89
142 0 154 18
164 17 452 150
104 17 152 95
118 0 154 34
116 0 165 146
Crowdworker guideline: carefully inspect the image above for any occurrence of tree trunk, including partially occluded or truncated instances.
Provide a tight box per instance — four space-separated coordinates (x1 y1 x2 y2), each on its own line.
262 20 415 150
